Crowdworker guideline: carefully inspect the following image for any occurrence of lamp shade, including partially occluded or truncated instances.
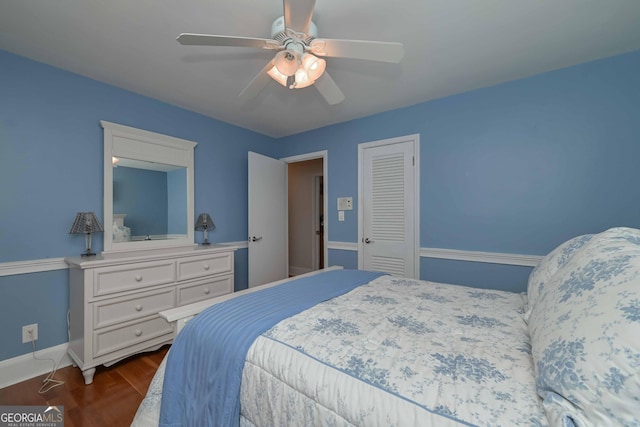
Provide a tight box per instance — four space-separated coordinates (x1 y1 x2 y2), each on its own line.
195 213 215 231
293 68 314 89
269 52 326 89
69 212 104 234
195 213 215 245
302 53 326 81
267 65 288 87
69 212 104 257
274 50 299 77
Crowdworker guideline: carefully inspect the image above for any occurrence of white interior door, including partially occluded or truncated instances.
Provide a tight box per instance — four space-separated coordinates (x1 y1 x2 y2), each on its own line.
248 151 287 288
358 135 419 278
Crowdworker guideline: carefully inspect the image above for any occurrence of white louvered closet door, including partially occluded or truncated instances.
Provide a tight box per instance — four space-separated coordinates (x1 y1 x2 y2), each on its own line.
360 137 417 278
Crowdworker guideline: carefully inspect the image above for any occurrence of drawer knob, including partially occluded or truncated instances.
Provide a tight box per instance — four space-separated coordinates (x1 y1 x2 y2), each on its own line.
203 264 210 270
204 288 210 294
134 329 142 337
135 304 143 311
135 274 143 282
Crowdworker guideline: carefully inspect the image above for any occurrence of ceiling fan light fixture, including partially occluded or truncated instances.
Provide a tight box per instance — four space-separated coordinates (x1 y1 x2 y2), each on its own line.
267 65 289 87
267 64 314 89
178 0 404 105
302 53 326 81
268 52 321 89
274 50 299 76
293 68 314 89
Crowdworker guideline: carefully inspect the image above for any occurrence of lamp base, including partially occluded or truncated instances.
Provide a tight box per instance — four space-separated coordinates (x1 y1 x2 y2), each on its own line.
81 251 97 257
81 234 97 256
201 239 211 245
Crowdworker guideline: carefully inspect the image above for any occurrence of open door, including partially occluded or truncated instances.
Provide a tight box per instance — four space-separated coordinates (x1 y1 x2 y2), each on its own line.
248 152 288 288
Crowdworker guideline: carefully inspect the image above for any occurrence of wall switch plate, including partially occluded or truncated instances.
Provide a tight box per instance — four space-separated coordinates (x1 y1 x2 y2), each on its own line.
338 211 345 221
22 323 38 343
337 197 353 210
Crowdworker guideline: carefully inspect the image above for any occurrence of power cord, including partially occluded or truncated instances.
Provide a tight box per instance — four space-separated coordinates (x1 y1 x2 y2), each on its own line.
28 322 66 394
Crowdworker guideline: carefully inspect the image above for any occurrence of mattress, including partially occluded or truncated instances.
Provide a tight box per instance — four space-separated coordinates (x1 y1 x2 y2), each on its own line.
133 273 548 426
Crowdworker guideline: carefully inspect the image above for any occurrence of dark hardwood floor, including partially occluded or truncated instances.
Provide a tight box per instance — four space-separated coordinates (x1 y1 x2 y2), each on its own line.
0 345 169 427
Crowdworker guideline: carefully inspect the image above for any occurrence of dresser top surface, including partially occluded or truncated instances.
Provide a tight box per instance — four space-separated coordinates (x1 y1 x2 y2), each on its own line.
65 244 237 269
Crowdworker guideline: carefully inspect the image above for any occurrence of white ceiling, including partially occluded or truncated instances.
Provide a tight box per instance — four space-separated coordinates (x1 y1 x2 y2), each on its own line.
2 0 640 138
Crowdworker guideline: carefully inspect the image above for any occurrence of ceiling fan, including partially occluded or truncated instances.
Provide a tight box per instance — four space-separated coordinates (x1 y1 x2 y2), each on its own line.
177 0 404 105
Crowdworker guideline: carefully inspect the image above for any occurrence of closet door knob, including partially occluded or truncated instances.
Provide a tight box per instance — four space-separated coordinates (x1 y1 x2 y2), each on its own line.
204 288 210 294
134 329 142 337
135 274 143 282
135 304 143 311
203 264 210 270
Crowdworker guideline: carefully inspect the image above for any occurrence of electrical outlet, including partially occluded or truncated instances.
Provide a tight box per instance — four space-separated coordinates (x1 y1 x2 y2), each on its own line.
22 323 38 343
337 197 353 211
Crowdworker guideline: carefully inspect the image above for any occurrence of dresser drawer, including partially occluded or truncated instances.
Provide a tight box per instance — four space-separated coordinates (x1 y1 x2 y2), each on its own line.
177 275 233 306
93 316 173 357
93 288 176 329
177 253 232 281
93 260 176 296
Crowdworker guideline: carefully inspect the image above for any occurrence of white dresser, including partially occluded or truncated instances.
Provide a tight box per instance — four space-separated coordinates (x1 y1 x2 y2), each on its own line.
65 244 236 384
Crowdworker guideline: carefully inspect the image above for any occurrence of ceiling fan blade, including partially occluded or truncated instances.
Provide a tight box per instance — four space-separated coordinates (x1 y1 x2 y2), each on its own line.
283 0 315 34
314 71 345 105
177 33 280 50
310 39 404 63
239 60 275 102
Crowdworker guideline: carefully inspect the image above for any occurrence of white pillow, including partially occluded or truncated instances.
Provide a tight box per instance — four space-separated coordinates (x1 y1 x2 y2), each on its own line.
528 227 640 426
526 234 593 311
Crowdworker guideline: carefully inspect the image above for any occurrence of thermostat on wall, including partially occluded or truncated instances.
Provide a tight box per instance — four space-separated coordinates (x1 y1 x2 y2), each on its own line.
337 197 353 210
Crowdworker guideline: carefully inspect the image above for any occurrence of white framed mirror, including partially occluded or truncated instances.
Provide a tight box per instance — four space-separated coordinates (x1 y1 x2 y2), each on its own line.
101 120 197 253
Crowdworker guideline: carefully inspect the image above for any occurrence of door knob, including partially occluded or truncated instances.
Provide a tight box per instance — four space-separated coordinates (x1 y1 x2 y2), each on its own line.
363 237 374 244
250 236 263 242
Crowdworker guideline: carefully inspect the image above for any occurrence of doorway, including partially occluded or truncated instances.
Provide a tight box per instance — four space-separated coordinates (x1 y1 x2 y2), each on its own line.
287 157 325 276
248 150 328 287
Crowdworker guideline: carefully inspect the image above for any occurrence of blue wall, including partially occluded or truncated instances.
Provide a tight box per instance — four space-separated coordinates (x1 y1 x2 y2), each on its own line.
0 50 279 262
2 48 640 361
281 49 640 286
0 270 70 356
0 50 277 360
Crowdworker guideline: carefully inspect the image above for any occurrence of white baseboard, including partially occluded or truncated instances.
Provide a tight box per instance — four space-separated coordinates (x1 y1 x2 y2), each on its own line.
289 265 313 276
327 241 358 251
0 242 540 279
419 247 542 267
0 343 73 389
226 240 248 249
0 257 67 277
328 241 543 267
0 241 250 278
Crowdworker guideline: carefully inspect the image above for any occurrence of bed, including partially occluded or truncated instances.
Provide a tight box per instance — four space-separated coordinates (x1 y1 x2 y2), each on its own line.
132 227 640 427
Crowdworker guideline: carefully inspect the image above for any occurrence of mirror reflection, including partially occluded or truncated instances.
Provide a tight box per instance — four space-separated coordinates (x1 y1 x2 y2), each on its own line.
112 158 187 242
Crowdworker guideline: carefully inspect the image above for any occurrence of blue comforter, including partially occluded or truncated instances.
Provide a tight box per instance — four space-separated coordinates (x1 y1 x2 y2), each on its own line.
159 269 385 427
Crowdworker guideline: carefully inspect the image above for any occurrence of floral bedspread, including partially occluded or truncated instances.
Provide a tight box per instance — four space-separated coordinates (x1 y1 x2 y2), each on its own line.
240 275 548 426
133 274 548 427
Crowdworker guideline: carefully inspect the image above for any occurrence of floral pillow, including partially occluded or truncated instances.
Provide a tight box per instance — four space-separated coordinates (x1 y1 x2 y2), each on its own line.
526 233 593 314
528 227 640 426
